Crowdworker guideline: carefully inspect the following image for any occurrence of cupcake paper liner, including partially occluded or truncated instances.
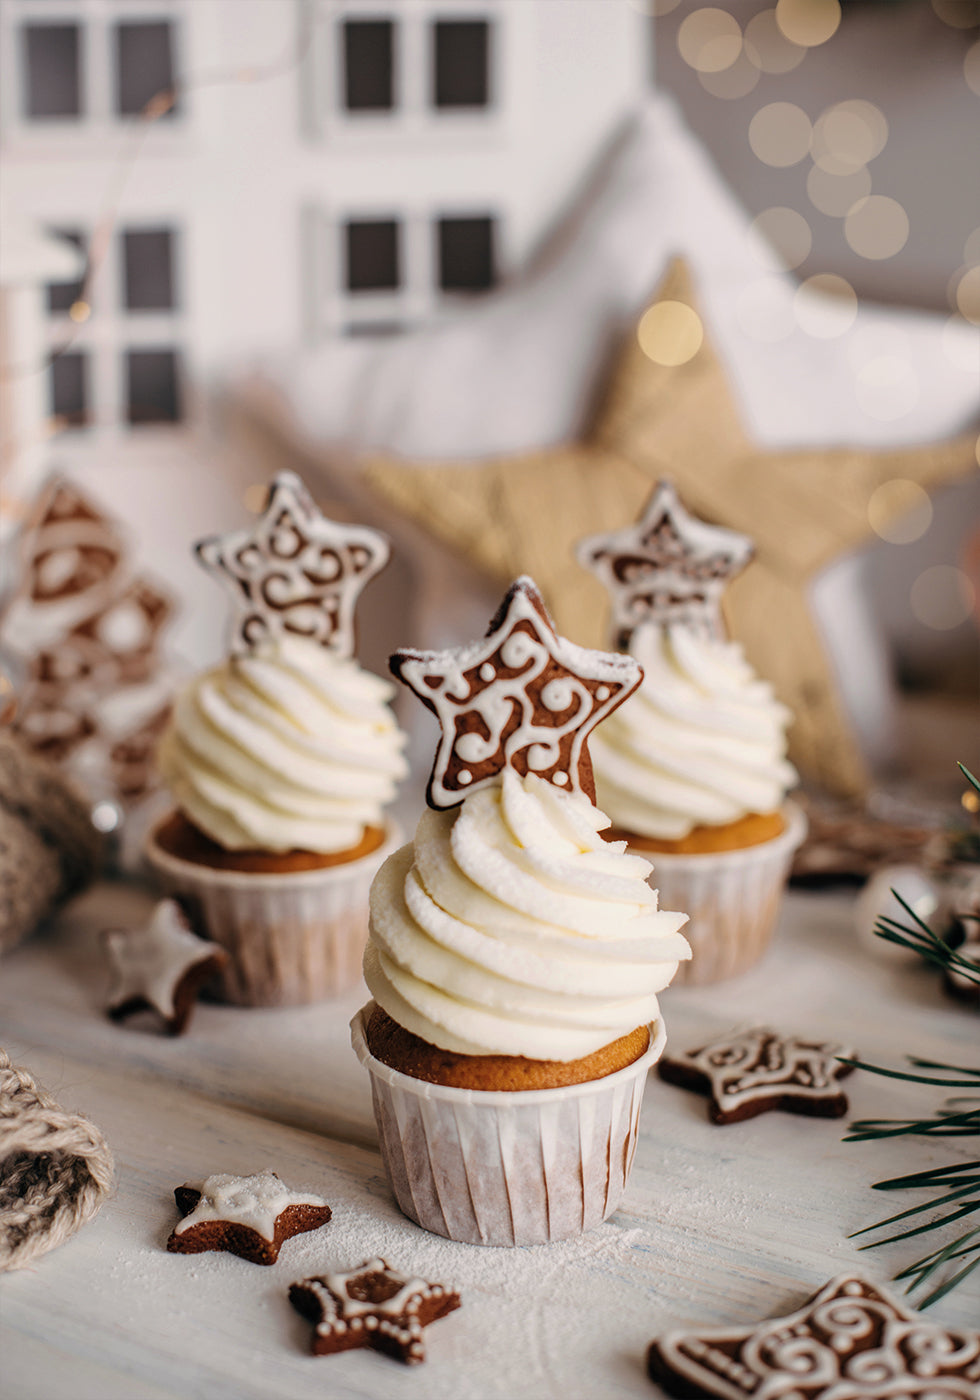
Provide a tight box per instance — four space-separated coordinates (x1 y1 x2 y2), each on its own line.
351 1004 667 1247
144 821 401 1007
645 801 807 986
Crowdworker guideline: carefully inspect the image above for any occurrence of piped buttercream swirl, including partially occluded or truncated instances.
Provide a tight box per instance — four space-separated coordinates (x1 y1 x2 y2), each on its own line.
363 769 690 1061
158 636 407 853
590 623 796 841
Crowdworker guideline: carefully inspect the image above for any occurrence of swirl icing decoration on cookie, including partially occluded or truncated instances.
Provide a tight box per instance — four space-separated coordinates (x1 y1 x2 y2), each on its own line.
647 1273 980 1399
289 1258 461 1364
195 471 390 657
576 479 753 646
658 1025 855 1125
390 576 642 809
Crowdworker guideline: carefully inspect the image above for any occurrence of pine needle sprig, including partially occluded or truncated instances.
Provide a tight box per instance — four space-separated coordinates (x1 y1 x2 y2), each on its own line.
844 762 980 1307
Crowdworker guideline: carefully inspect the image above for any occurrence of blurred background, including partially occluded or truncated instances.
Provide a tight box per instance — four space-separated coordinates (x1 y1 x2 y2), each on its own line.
1 0 978 833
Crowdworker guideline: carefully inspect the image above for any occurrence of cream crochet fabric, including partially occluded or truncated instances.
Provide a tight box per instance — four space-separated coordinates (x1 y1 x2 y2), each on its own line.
0 1049 114 1270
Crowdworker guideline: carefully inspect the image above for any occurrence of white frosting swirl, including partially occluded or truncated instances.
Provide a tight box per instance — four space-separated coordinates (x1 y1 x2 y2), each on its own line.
158 636 407 852
590 623 796 841
364 769 690 1060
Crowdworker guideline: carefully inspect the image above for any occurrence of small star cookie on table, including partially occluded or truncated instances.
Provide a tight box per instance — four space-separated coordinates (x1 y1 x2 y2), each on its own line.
166 1170 332 1265
657 1025 855 1125
390 574 641 809
647 1273 980 1398
104 899 227 1035
289 1258 460 1364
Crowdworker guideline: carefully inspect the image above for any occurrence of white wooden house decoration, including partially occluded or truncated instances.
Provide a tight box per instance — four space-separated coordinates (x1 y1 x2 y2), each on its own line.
0 0 649 470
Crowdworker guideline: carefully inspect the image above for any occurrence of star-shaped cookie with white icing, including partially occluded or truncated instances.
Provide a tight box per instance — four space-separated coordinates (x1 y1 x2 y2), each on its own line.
195 470 390 656
390 575 641 809
104 899 227 1035
657 1025 855 1125
577 479 753 646
167 1169 332 1265
289 1257 460 1364
647 1273 980 1398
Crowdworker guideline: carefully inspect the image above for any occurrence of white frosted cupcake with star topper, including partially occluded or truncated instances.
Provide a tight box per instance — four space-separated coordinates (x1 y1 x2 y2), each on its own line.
577 480 805 985
351 576 690 1246
144 471 408 1006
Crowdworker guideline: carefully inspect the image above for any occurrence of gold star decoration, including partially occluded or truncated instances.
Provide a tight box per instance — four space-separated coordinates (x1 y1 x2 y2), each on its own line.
364 260 978 797
390 576 641 809
196 470 390 657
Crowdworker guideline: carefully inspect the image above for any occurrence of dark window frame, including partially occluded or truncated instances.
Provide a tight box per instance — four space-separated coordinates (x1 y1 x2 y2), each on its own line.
342 18 395 112
437 215 496 293
22 22 83 120
344 219 401 293
432 19 490 110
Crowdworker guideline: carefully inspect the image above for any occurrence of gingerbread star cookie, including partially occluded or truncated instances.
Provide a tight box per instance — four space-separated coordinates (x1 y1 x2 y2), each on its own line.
104 899 227 1035
289 1257 460 1364
166 1170 332 1265
647 1273 980 1398
657 1026 855 1125
390 575 641 808
195 470 390 656
577 479 753 647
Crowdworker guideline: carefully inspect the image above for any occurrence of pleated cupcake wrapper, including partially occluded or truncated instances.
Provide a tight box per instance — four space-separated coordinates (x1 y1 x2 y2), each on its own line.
351 1004 666 1247
645 801 807 986
144 822 401 1007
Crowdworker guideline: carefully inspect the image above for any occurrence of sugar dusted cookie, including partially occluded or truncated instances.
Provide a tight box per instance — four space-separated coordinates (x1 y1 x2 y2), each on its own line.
104 899 227 1035
657 1025 854 1125
390 574 641 809
166 1170 332 1265
289 1257 460 1363
647 1273 980 1398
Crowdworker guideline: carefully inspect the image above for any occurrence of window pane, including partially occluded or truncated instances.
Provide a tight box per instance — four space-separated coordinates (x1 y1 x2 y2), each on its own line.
343 20 394 111
345 221 400 292
438 216 495 291
115 22 177 117
46 231 86 314
23 25 81 119
126 349 180 423
123 230 175 310
432 20 489 109
50 352 88 425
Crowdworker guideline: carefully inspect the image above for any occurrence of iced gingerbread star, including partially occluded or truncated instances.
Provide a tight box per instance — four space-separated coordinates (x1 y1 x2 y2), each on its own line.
648 1273 980 1398
576 479 753 646
390 575 642 809
289 1258 461 1364
195 470 390 656
658 1025 855 1125
104 899 227 1035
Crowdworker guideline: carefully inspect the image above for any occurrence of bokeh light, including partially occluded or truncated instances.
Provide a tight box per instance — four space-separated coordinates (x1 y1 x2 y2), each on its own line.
749 102 812 166
953 265 980 324
856 356 919 420
867 480 933 544
806 163 872 218
811 100 887 173
965 40 980 96
910 565 976 630
793 273 857 338
931 0 980 29
678 8 743 73
743 8 806 73
69 301 91 323
751 207 812 269
774 0 842 48
736 278 795 342
844 196 910 260
637 301 704 365
700 52 760 98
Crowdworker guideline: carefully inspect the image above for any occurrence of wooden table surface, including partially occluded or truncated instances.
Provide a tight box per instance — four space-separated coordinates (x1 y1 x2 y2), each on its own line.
2 873 978 1400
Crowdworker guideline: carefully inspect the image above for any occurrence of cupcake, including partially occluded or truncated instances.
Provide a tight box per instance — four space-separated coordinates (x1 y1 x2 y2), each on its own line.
577 481 805 985
144 472 407 1006
351 577 690 1246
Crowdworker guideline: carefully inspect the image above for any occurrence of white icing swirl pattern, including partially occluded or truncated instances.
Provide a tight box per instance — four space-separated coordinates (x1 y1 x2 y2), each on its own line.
159 636 407 853
364 769 690 1060
590 623 796 841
